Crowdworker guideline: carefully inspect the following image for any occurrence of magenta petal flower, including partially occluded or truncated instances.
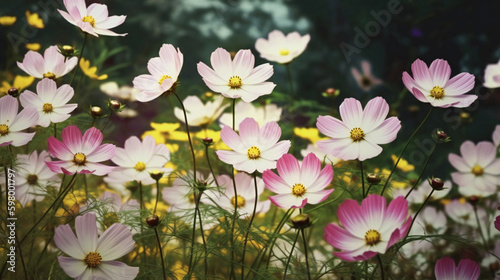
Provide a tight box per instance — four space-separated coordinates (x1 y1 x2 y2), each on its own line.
57 0 127 37
263 153 333 209
402 58 477 108
324 194 412 262
0 95 38 147
495 214 500 232
133 44 183 102
316 96 401 161
255 30 310 64
197 48 276 102
17 45 78 79
54 212 138 279
46 125 115 175
435 257 480 280
216 117 290 173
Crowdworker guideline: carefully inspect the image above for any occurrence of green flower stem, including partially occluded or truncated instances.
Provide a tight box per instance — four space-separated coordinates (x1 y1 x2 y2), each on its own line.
205 144 220 189
404 141 437 199
197 196 208 277
404 188 434 240
53 123 57 138
264 208 294 268
69 33 87 87
241 172 259 280
473 205 488 248
376 254 385 280
187 190 201 276
229 98 238 280
300 228 312 280
101 111 113 131
153 180 160 214
360 160 365 198
381 107 433 196
283 229 300 280
153 227 167 280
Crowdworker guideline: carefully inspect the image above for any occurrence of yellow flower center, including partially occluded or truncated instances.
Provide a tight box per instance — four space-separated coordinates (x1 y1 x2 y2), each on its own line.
188 194 195 204
230 195 246 208
247 146 261 160
292 183 306 197
82 15 95 27
84 251 102 268
364 229 381 246
228 76 242 89
158 75 172 86
134 161 146 172
73 153 86 165
430 86 445 99
27 174 38 185
350 127 365 142
279 49 290 56
471 165 483 176
43 72 56 79
0 124 9 136
43 103 53 113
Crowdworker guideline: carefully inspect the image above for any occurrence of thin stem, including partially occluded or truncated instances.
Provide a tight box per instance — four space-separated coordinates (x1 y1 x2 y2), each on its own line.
197 195 208 277
153 180 160 214
405 188 434 239
376 254 385 280
264 209 294 268
69 33 87 87
283 230 300 280
381 107 433 195
241 172 259 280
229 98 237 280
300 228 312 280
473 205 488 248
360 160 365 198
153 227 167 280
172 91 197 182
83 174 88 198
16 235 28 280
188 190 200 275
53 123 57 138
404 141 437 199
101 112 113 131
205 144 220 190
365 183 374 196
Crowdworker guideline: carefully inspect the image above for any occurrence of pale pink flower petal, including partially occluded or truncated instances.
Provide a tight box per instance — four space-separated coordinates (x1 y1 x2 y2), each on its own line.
255 30 310 64
435 257 480 280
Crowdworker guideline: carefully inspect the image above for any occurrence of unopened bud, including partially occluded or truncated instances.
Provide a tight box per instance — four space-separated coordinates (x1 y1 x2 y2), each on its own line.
197 180 208 192
322 88 340 98
202 137 213 145
366 173 381 184
7 88 19 97
291 213 312 229
146 214 160 227
429 177 444 190
468 195 480 206
433 128 451 143
109 100 121 110
61 45 75 55
204 92 213 98
91 106 103 117
149 170 164 181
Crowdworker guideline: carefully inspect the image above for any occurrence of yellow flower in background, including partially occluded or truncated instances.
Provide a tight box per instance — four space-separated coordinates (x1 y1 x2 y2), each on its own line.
25 43 41 51
391 154 415 172
373 168 409 189
294 127 328 143
142 122 188 144
25 11 44 28
144 200 169 213
194 129 230 150
0 75 35 95
80 58 108 80
0 16 16 26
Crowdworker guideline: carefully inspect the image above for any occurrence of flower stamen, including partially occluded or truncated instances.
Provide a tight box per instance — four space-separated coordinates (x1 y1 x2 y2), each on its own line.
43 72 56 79
430 86 445 99
73 153 86 165
350 127 365 142
43 103 53 113
471 165 483 176
230 195 246 208
158 75 172 86
279 49 290 56
82 15 95 27
292 183 306 197
228 76 242 89
134 162 146 172
27 174 38 185
364 229 381 246
0 124 9 136
247 146 261 160
84 251 102 268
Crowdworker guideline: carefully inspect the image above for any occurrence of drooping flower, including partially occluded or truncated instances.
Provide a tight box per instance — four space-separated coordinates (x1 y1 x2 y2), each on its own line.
17 45 78 79
351 60 383 91
402 58 476 108
435 257 480 280
0 95 38 147
449 141 500 197
46 125 115 175
0 16 16 26
80 58 108 80
0 75 35 96
255 30 310 64
133 44 183 102
100 82 138 102
197 48 275 102
219 101 282 130
54 212 139 279
216 117 290 173
105 135 171 185
316 97 401 161
263 153 334 209
57 0 127 37
324 194 412 261
483 59 500 89
174 95 229 127
19 78 77 127
25 11 44 28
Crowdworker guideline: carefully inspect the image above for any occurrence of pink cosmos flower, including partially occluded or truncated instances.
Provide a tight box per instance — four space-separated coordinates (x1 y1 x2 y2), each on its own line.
351 60 383 91
316 97 401 161
46 125 115 175
0 95 38 147
133 44 183 102
17 45 78 79
255 30 310 64
263 153 334 209
19 78 77 127
197 48 275 102
216 117 290 173
106 135 171 185
435 257 480 280
495 213 500 232
57 0 126 37
54 212 138 279
324 194 412 261
449 141 500 197
483 59 500 89
174 95 228 127
402 58 476 108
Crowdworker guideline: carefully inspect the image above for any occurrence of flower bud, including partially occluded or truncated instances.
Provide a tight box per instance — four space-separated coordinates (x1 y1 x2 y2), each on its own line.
146 214 160 227
202 137 213 145
291 213 312 229
197 180 208 192
110 100 121 110
428 177 444 190
204 91 213 98
91 106 103 117
433 128 451 143
322 88 340 98
60 45 75 55
468 195 480 206
149 170 164 181
366 173 381 184
7 88 19 97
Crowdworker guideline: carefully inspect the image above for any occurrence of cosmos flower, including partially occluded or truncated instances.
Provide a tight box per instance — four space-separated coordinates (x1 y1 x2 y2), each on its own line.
495 214 500 232
402 58 476 108
435 257 480 280
255 30 310 64
46 125 115 175
219 101 282 130
57 0 127 37
216 117 290 173
17 45 78 79
19 78 77 127
449 141 500 197
133 44 183 102
483 59 500 89
100 82 138 102
25 11 44 28
351 60 383 91
197 48 275 102
263 153 334 209
54 212 139 279
80 58 108 80
316 97 401 161
444 198 486 227
0 16 16 26
0 95 38 147
324 194 412 261
174 95 228 127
